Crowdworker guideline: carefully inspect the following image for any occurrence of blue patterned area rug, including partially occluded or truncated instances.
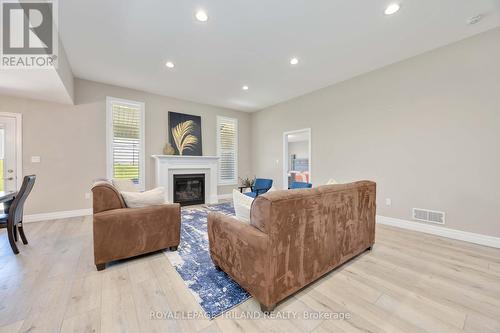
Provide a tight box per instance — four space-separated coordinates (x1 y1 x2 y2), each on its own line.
164 202 251 319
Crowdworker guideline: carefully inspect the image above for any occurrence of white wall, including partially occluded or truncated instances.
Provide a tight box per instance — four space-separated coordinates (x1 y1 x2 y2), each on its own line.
251 27 500 237
0 78 251 214
2 26 499 239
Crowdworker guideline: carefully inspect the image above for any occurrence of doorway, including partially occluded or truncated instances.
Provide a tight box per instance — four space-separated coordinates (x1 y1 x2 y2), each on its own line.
0 113 22 193
283 128 311 190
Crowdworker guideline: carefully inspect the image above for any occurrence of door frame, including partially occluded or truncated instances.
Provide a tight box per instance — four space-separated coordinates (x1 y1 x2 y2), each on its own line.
0 112 23 191
282 128 311 190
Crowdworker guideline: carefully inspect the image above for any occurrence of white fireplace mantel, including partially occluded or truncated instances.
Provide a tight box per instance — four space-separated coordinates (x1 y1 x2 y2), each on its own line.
151 155 220 204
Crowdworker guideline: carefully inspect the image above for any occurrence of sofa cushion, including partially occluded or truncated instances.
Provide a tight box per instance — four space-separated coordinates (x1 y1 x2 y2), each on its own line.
121 187 166 208
233 189 254 224
112 179 139 192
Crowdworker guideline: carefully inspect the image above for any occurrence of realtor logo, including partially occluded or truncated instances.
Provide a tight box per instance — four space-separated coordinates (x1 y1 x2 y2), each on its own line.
1 0 58 68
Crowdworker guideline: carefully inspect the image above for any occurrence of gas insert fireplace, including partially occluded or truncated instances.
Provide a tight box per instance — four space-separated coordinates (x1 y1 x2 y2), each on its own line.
173 174 205 206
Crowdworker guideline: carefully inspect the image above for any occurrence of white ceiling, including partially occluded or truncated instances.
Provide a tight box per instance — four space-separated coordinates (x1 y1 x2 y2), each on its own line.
59 0 500 111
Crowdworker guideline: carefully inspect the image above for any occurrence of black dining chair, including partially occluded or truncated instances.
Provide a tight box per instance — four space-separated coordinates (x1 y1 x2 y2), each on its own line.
0 175 36 254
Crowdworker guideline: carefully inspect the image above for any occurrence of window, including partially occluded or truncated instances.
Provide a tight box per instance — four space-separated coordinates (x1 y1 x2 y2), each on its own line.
106 97 145 190
217 116 238 185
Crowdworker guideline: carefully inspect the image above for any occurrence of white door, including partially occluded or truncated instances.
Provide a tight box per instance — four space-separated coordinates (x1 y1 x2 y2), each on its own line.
0 115 19 193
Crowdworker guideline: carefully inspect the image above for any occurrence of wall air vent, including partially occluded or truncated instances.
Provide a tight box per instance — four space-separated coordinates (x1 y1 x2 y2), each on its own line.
412 208 445 225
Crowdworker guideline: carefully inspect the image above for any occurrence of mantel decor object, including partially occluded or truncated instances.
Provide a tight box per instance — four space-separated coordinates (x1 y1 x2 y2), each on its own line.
163 142 176 155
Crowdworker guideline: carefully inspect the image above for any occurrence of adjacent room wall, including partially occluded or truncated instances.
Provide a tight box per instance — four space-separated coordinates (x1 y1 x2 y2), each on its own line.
251 27 500 237
0 78 251 215
288 141 309 159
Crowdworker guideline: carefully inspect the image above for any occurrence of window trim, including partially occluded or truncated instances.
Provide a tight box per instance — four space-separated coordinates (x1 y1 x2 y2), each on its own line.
216 116 238 186
106 96 146 190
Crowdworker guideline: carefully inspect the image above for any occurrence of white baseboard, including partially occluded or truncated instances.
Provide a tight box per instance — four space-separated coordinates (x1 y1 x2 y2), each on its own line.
217 194 232 200
24 208 93 223
377 215 500 249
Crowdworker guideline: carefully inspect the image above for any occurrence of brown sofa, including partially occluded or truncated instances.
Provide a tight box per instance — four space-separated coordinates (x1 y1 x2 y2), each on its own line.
91 181 181 271
208 180 376 311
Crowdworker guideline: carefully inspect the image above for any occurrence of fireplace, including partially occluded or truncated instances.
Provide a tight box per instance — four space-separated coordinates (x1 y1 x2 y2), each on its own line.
152 155 219 204
173 174 205 206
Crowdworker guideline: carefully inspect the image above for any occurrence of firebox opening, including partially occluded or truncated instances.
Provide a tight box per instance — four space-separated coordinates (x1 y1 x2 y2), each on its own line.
173 174 205 206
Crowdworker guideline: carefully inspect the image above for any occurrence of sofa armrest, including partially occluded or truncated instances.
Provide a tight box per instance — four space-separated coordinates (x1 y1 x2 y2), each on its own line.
93 204 181 265
207 212 271 305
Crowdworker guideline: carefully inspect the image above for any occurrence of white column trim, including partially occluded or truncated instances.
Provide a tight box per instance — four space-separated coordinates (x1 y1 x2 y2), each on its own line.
0 112 23 191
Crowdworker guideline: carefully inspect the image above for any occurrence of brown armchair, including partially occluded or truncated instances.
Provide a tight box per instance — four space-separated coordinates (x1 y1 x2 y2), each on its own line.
208 181 376 312
91 181 181 271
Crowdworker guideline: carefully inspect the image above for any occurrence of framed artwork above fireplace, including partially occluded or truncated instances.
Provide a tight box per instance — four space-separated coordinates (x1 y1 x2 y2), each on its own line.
168 112 203 156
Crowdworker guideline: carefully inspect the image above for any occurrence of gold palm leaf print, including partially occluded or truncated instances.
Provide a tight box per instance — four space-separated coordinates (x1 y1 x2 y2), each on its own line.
172 120 199 155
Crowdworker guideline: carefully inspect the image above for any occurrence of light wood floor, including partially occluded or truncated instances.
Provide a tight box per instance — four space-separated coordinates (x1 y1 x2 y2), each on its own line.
1 215 500 333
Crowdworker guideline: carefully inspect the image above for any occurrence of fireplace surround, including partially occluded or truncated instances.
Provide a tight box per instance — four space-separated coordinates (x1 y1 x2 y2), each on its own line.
152 155 219 204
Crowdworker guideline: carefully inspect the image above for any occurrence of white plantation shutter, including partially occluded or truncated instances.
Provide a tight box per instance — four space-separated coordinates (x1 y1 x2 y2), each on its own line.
217 116 238 185
106 97 145 189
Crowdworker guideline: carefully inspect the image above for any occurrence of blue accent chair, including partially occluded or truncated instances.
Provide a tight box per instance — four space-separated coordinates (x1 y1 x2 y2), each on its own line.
244 178 273 198
289 181 312 189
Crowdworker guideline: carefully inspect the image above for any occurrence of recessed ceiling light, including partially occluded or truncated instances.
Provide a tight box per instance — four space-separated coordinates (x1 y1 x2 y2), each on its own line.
165 61 175 68
290 57 299 65
242 85 249 91
195 10 208 22
467 14 484 25
384 3 400 15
